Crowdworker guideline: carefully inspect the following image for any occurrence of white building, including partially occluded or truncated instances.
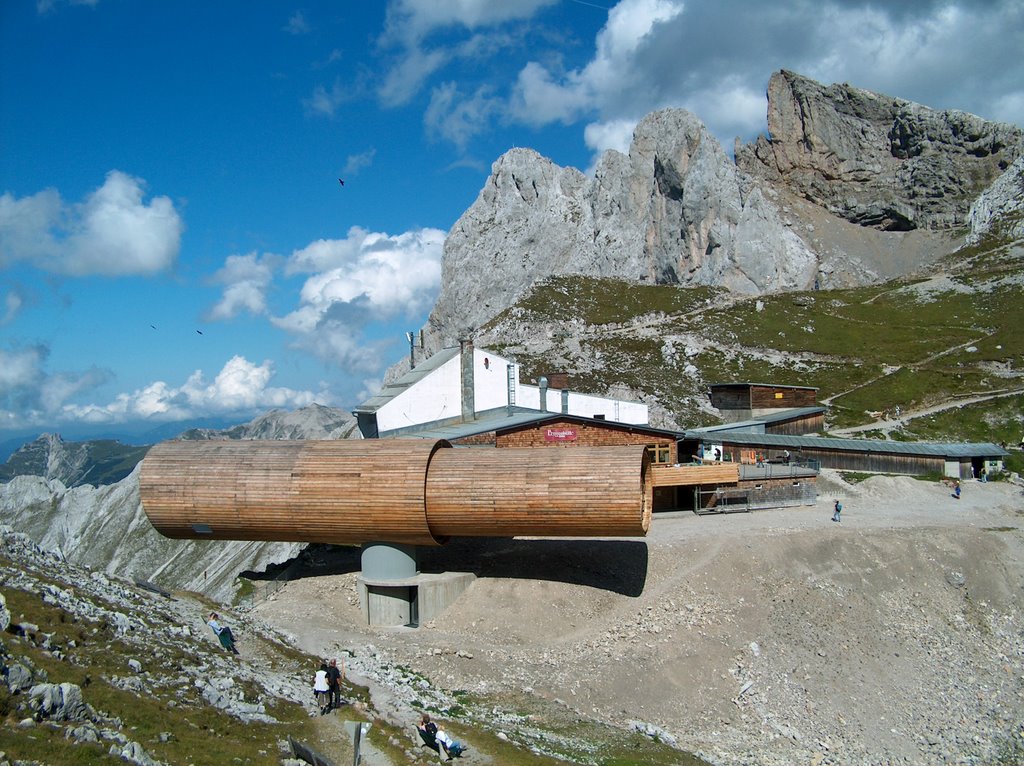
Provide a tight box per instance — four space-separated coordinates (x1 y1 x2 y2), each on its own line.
354 340 648 438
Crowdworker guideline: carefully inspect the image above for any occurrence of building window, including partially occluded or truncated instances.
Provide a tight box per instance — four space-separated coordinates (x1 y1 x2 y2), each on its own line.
646 444 671 464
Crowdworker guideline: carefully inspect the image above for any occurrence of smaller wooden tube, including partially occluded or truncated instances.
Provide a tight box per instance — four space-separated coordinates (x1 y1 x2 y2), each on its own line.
425 445 651 538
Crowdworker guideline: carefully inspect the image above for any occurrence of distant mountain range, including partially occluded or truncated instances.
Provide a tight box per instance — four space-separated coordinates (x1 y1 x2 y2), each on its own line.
0 404 360 601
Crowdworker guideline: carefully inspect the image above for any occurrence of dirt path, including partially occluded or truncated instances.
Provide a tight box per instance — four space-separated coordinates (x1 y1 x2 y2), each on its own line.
829 386 1024 436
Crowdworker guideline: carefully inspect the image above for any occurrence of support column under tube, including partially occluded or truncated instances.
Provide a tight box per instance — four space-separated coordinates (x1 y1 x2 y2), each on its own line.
360 542 419 627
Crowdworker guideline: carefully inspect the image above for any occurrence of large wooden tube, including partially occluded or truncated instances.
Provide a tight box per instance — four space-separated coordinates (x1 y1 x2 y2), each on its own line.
425 445 651 538
140 440 448 546
140 439 652 546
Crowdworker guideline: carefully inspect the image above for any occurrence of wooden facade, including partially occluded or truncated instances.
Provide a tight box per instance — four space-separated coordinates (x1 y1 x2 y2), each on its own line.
140 440 652 546
710 383 818 411
766 410 825 435
493 418 677 463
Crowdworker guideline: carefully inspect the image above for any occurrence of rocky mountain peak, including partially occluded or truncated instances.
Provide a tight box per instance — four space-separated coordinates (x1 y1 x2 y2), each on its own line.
179 403 359 442
735 69 1024 231
423 70 1022 354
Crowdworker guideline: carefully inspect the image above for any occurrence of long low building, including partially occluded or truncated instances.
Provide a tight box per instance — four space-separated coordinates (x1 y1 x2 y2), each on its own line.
683 430 1008 480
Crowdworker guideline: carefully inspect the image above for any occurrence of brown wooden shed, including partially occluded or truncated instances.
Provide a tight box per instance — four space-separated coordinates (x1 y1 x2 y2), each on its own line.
709 383 818 418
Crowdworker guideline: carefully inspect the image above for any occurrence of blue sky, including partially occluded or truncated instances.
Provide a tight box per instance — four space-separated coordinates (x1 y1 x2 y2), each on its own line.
1 0 1022 442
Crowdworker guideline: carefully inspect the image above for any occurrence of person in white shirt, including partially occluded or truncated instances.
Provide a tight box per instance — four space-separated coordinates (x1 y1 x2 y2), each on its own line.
313 661 330 715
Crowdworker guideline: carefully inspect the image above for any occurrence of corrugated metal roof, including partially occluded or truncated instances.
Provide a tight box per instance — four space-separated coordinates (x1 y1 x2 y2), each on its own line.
353 346 460 414
684 430 1009 458
380 407 678 441
693 406 825 433
708 382 820 391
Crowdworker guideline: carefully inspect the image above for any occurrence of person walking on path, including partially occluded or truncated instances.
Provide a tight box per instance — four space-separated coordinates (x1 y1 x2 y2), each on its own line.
325 658 344 710
832 499 842 523
313 661 330 715
207 612 239 654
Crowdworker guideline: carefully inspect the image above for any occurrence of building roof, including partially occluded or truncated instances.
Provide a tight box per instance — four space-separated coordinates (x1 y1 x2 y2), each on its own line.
690 407 825 434
684 430 1009 458
708 382 820 391
380 407 678 442
352 346 460 415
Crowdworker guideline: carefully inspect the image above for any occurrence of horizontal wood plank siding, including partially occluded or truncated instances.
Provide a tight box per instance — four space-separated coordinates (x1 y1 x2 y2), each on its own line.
140 440 652 545
649 463 739 487
140 440 445 545
425 446 651 538
749 386 817 408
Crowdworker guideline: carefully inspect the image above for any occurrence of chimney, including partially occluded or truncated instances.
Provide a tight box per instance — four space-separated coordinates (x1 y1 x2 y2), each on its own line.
506 364 517 416
561 388 569 415
460 338 475 421
539 376 548 412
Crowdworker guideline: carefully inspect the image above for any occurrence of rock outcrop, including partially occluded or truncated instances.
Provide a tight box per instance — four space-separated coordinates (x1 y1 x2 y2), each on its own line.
429 110 817 349
968 155 1024 244
423 69 1023 352
180 402 359 442
736 70 1024 231
0 433 149 488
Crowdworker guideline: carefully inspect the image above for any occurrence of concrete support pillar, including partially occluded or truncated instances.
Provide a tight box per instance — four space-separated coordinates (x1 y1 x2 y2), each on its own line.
360 542 418 627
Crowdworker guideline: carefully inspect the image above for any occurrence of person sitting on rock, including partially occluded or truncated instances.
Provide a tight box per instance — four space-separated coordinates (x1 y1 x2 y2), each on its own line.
207 612 239 654
416 712 440 754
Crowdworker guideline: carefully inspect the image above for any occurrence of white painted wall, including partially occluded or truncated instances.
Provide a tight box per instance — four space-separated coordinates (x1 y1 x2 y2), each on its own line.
375 346 648 432
516 385 648 424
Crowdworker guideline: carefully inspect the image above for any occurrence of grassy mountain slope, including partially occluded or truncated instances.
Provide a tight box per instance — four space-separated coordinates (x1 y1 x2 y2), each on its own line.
480 230 1024 466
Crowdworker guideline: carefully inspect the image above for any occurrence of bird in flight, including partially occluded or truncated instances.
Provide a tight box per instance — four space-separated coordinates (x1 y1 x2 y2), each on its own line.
196 330 203 335
338 178 345 186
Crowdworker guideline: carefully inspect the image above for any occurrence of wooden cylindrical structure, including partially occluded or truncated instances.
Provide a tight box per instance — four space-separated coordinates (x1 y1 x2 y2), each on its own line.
140 440 448 546
140 440 651 546
425 445 651 538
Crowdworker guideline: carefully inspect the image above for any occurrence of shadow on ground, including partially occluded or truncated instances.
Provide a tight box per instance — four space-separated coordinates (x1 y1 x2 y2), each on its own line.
242 537 649 597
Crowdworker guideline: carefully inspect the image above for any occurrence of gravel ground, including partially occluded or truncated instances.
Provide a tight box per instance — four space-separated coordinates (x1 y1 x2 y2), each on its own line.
254 471 1024 765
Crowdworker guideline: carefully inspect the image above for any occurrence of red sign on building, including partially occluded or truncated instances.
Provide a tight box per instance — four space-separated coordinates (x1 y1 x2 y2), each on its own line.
545 427 578 442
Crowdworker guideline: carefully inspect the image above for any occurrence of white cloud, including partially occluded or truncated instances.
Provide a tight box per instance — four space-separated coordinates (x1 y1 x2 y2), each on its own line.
273 226 445 369
382 0 557 46
510 0 683 127
207 252 280 320
343 148 377 177
0 170 182 277
0 346 45 399
425 82 500 149
284 11 310 35
304 80 350 117
379 46 450 107
1 290 23 326
583 118 636 157
0 344 113 428
504 0 1024 166
61 356 324 424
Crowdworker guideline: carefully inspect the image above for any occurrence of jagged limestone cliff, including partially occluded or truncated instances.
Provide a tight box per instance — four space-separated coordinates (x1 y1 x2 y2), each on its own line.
736 70 1024 231
424 70 1024 352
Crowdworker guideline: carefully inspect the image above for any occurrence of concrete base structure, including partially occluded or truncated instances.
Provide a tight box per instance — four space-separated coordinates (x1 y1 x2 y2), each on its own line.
358 542 476 627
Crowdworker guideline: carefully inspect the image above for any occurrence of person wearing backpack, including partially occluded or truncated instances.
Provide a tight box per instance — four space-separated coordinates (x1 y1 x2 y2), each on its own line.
832 499 842 522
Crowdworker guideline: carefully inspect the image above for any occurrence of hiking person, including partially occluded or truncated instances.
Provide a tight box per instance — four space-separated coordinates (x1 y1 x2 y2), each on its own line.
832 499 842 523
326 658 344 709
313 661 330 715
207 612 239 654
